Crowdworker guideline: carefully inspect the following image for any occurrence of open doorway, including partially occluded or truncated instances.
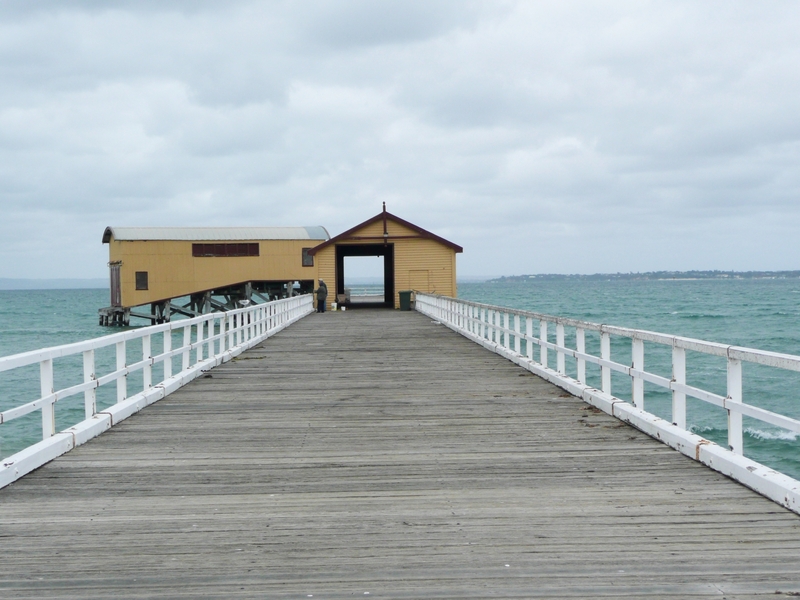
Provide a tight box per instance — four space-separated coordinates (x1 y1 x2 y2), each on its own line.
335 244 395 308
344 255 385 303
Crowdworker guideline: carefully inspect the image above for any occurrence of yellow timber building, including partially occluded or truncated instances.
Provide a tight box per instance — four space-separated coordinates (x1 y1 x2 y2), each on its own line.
308 208 462 310
100 208 461 324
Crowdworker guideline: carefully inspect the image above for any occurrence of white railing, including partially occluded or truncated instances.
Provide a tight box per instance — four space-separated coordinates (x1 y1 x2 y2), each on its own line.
0 294 313 488
416 293 800 513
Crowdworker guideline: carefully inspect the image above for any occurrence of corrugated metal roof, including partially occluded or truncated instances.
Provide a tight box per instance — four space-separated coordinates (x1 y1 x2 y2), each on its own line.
103 226 330 243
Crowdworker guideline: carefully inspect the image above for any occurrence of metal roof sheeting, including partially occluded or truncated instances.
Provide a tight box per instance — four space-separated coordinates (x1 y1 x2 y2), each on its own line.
103 226 330 243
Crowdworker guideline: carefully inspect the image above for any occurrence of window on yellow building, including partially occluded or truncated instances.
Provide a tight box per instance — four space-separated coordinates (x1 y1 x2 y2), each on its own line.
302 248 314 267
135 271 149 290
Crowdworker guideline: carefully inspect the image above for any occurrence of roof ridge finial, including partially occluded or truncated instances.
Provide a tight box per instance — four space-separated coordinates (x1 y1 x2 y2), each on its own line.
382 202 386 213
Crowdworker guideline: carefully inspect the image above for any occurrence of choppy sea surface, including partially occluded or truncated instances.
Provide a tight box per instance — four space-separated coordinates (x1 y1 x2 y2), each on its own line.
1 281 799 480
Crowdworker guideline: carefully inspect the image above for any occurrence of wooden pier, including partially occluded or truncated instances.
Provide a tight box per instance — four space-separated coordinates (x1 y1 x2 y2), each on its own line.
2 310 799 598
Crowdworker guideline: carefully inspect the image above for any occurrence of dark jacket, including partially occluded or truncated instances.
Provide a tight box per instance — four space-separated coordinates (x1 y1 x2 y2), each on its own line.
315 282 328 300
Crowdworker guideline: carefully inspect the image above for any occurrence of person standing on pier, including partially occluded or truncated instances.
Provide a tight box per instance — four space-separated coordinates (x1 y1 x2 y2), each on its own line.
315 279 328 313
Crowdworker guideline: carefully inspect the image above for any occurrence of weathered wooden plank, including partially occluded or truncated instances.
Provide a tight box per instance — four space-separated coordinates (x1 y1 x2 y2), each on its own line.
1 310 799 598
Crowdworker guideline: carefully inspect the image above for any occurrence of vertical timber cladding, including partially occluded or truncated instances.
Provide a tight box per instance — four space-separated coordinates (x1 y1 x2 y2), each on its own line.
309 210 462 309
102 227 329 308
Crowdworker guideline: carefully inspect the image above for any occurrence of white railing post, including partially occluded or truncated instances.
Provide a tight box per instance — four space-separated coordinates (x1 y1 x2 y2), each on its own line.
163 329 172 379
672 345 686 429
503 313 510 350
526 317 533 361
116 340 127 403
83 349 96 419
207 316 214 357
576 328 586 383
182 325 191 371
514 314 521 354
196 321 204 364
727 357 743 454
556 322 565 375
601 331 611 395
83 350 97 419
632 338 644 409
40 359 55 439
540 321 548 369
142 334 152 390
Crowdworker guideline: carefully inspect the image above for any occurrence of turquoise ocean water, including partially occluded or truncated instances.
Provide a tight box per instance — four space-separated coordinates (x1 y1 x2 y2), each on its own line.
1 281 799 479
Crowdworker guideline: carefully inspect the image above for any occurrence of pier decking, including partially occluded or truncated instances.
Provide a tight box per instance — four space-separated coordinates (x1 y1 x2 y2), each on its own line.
2 310 799 598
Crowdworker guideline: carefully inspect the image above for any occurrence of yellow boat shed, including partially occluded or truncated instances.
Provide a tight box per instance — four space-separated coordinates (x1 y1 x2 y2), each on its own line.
100 208 461 324
309 207 462 310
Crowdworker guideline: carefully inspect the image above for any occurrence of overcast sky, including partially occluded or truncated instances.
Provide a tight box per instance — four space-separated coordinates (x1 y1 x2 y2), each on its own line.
1 1 799 279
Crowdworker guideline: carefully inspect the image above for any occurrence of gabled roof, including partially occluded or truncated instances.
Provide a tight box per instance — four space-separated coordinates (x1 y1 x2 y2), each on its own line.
308 210 462 255
103 226 330 243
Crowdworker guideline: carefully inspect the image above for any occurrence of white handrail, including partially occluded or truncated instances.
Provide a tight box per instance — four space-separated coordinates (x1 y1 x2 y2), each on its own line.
0 294 313 488
415 292 800 513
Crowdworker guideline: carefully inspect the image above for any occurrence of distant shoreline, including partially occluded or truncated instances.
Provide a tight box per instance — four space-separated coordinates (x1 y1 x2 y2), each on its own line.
2 271 796 291
488 270 800 283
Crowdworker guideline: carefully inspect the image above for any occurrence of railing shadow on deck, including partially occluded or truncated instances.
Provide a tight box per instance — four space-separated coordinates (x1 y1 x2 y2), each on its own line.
415 292 800 515
0 295 313 488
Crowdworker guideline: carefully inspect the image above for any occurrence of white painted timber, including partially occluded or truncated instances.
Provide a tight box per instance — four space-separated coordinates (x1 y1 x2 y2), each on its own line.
415 292 800 515
0 294 313 488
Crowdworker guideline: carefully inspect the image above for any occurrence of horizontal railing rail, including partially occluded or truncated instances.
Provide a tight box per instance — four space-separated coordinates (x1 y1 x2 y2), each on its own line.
0 294 313 487
415 292 800 513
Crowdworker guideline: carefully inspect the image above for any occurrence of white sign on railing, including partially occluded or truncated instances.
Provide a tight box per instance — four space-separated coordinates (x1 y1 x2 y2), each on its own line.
0 295 314 488
415 292 800 514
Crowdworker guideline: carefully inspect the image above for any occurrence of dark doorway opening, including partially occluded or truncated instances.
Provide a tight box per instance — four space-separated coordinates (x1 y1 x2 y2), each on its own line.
335 244 395 308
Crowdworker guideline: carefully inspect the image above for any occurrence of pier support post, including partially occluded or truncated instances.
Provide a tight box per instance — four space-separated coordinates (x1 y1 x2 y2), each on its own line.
150 302 171 325
190 292 212 315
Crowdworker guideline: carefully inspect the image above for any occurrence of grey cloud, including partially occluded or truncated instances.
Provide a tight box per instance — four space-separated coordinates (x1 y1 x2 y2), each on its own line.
302 0 486 50
1 1 800 278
